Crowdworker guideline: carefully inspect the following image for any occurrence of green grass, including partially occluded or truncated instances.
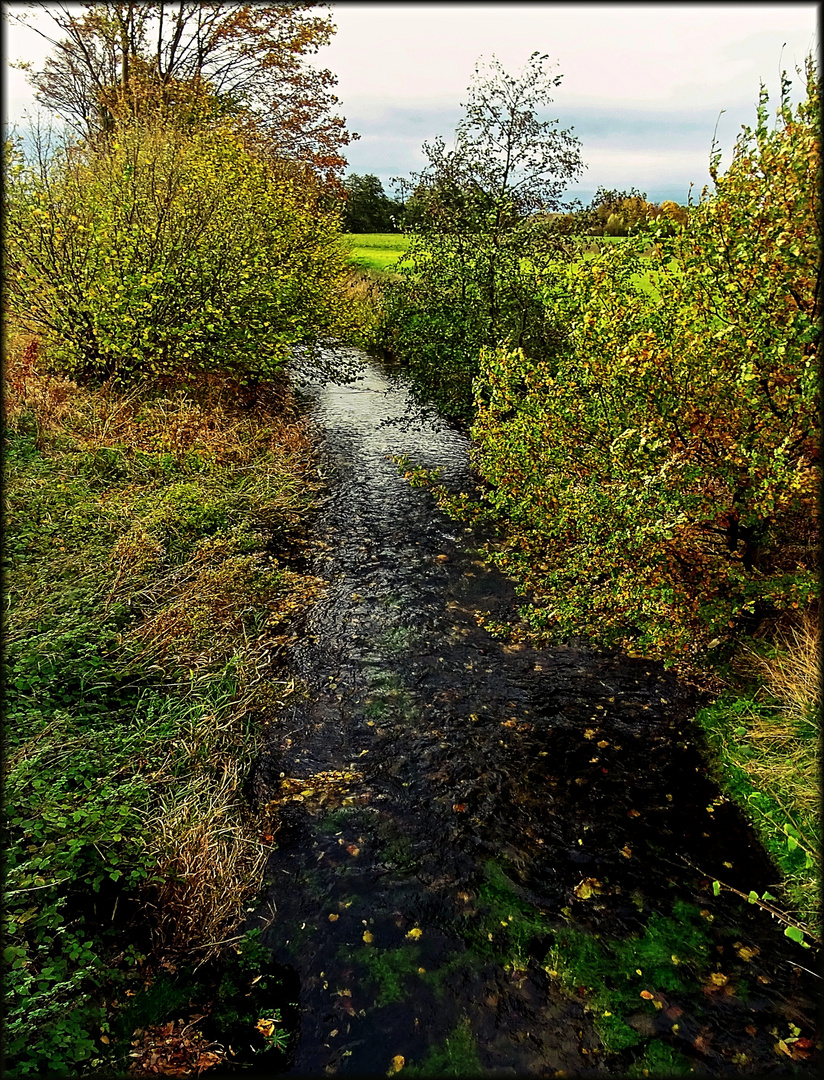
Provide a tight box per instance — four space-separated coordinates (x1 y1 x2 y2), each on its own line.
3 334 321 1075
695 630 820 938
343 233 412 274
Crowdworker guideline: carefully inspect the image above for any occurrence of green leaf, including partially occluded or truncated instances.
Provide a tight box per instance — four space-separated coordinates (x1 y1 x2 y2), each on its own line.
747 890 758 904
712 880 721 897
783 925 810 948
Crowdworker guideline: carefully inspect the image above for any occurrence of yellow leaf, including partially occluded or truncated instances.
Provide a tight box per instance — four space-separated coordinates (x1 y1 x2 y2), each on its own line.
363 931 374 944
387 1054 405 1074
406 927 422 939
709 972 728 986
329 913 339 922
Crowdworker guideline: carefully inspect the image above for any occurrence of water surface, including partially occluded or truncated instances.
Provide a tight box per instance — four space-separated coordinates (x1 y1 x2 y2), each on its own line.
251 351 819 1076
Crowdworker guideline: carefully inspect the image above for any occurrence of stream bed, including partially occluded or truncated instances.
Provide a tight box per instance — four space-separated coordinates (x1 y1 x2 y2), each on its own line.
249 351 819 1076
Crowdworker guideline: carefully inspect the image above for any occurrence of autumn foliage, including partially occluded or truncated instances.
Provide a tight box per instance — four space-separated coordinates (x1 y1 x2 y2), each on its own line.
4 117 355 387
457 62 819 667
9 2 354 180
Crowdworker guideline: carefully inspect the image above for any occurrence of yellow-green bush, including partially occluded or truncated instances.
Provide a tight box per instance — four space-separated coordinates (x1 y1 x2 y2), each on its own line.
4 120 354 386
460 61 819 668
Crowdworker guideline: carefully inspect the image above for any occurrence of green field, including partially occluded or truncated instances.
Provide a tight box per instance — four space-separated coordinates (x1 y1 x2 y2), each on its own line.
343 233 411 273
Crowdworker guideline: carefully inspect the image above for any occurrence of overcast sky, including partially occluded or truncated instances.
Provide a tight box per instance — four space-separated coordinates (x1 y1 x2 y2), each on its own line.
3 2 818 204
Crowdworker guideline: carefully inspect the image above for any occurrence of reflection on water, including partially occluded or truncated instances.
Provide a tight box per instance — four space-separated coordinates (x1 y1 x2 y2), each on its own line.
251 350 818 1076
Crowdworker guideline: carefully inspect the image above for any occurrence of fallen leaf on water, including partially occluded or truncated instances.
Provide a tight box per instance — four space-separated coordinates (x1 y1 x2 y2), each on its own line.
640 990 654 1000
574 878 602 900
406 927 422 939
745 1025 757 1036
709 972 728 986
387 1054 405 1074
346 844 360 857
627 809 640 818
328 913 339 922
362 931 373 944
620 846 632 858
790 1038 815 1058
453 803 467 813
736 945 759 961
597 740 609 748
583 729 596 740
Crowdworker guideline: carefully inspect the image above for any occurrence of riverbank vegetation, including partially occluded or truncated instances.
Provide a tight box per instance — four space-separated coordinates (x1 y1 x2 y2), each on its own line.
3 333 325 1073
376 59 820 936
2 2 362 1073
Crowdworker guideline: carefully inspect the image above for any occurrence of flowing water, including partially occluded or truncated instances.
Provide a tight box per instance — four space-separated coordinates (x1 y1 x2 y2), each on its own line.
249 350 819 1076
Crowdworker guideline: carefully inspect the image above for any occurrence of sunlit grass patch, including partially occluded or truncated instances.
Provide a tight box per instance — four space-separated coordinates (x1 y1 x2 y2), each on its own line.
342 232 412 274
696 615 821 935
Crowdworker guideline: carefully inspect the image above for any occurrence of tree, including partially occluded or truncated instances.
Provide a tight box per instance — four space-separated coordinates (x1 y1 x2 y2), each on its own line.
7 2 356 180
568 186 661 236
459 58 819 666
376 52 583 420
342 173 399 233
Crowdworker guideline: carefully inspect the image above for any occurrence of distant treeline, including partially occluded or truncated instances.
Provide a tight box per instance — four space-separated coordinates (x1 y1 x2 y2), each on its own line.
341 172 688 236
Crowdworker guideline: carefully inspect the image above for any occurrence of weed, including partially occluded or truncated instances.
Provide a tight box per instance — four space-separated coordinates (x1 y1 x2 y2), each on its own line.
406 1017 483 1077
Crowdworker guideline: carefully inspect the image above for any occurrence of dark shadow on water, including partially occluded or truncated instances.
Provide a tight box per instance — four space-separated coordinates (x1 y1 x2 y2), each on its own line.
245 351 819 1077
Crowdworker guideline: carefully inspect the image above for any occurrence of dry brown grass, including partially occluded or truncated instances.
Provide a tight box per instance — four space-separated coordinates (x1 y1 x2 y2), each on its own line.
733 613 821 930
145 767 269 958
753 613 821 728
5 329 326 967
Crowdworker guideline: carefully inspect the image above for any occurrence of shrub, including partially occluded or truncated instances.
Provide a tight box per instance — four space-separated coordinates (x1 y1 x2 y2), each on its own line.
4 120 355 387
444 59 819 667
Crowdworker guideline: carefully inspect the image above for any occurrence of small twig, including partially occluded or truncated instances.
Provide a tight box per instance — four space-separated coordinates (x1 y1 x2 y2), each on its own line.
6 878 70 895
680 856 818 943
785 960 822 980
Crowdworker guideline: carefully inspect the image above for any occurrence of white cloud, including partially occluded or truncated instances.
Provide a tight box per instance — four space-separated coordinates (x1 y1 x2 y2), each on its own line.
4 2 818 198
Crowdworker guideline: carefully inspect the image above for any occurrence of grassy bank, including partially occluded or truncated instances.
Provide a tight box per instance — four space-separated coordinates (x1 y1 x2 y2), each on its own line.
694 619 820 936
3 332 325 1075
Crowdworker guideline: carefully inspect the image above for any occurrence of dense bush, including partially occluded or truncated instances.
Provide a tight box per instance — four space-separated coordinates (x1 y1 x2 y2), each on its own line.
4 120 355 386
443 61 819 666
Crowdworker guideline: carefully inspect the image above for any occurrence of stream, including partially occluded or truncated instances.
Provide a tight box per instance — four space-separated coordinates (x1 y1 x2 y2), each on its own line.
249 350 819 1076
